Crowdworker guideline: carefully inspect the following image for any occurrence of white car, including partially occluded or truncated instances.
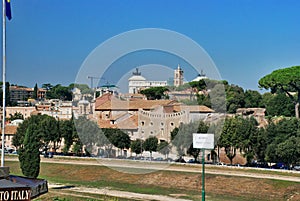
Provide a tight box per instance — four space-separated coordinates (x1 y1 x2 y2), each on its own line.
293 165 300 171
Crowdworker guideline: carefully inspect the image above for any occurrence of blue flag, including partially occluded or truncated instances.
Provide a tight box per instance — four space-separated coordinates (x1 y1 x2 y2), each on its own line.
5 0 12 20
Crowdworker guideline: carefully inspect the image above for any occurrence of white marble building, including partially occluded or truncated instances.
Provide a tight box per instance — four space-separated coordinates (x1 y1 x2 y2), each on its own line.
128 68 168 94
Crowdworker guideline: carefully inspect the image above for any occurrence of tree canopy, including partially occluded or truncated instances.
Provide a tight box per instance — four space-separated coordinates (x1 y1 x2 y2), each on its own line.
44 84 73 100
259 66 300 118
140 86 169 100
143 136 158 159
171 120 209 159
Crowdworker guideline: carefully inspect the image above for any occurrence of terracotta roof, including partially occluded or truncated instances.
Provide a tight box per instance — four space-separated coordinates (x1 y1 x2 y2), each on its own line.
0 125 17 134
129 99 176 110
9 86 33 92
95 93 118 109
111 112 128 120
98 114 138 130
173 104 214 113
95 94 176 111
116 115 138 130
98 119 117 129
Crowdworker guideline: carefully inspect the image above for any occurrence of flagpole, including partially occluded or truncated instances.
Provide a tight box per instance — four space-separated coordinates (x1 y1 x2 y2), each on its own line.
1 0 7 167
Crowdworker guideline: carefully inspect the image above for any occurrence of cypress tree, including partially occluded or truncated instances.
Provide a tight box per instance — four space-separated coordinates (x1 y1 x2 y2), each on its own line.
33 83 38 100
18 124 41 178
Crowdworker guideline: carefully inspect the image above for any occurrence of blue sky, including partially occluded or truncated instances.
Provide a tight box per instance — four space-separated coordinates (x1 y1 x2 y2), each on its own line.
2 0 300 92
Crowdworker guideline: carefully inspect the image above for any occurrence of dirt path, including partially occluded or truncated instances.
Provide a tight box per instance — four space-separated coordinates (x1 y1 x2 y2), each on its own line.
48 183 193 201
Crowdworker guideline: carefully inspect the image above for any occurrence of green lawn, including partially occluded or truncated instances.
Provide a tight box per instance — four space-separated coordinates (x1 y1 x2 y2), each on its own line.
5 158 300 201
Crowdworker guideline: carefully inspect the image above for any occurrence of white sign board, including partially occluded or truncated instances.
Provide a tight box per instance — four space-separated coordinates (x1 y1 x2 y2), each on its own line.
193 133 214 149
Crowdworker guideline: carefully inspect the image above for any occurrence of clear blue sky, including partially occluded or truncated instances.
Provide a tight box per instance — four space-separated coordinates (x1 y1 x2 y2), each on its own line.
2 0 300 92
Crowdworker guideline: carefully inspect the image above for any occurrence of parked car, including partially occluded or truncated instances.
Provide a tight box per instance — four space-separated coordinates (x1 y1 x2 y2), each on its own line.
187 159 200 164
154 157 164 161
293 165 300 171
44 152 53 158
175 157 186 163
164 158 174 162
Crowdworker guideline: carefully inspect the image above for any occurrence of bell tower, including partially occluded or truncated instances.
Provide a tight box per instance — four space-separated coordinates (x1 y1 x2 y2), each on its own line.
174 64 184 87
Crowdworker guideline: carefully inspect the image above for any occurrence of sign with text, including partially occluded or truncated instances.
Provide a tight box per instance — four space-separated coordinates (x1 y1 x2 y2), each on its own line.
193 133 214 149
0 188 31 201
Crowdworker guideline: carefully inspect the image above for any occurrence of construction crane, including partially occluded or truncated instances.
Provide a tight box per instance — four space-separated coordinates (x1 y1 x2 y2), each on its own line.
87 76 104 89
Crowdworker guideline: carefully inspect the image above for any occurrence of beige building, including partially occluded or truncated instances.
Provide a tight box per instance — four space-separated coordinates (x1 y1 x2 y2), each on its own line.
36 100 73 120
137 106 188 142
6 106 36 120
0 125 17 151
95 93 214 142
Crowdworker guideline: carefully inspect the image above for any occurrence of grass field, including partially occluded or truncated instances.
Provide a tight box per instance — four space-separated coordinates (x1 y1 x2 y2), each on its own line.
5 157 300 201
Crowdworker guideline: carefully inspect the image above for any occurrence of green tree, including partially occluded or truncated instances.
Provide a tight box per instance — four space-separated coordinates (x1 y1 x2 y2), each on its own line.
69 83 93 95
45 84 72 100
143 136 158 159
171 121 209 159
259 66 300 118
140 86 169 100
130 139 143 156
260 92 273 109
189 79 207 91
225 84 245 113
33 83 38 100
72 141 83 156
75 116 107 156
102 128 129 157
186 121 209 161
9 112 24 121
189 79 226 113
157 141 171 159
13 115 46 149
218 117 241 165
264 117 300 165
110 130 131 156
196 94 211 108
42 83 53 91
236 117 259 164
60 117 77 154
18 125 41 178
244 90 262 108
276 136 300 168
253 128 268 163
209 83 226 113
265 93 294 117
39 115 60 153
